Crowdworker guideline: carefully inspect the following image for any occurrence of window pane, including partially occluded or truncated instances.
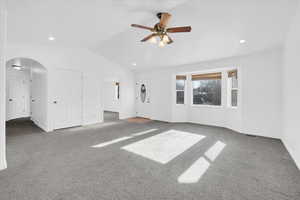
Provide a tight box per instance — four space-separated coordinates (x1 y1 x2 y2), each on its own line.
193 79 221 105
176 91 184 104
232 76 238 88
176 80 185 90
231 90 237 107
115 84 120 100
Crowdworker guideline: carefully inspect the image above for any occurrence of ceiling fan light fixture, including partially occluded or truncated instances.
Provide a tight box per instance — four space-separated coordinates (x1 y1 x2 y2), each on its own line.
162 35 170 43
149 36 157 44
159 40 166 47
131 12 191 46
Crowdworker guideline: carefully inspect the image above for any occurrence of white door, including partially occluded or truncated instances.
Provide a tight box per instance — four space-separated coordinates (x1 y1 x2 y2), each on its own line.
6 68 30 121
52 69 83 129
30 72 38 123
136 79 151 118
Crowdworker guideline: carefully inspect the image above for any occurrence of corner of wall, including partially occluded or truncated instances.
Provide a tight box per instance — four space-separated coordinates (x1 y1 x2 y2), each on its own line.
0 156 7 171
282 138 300 170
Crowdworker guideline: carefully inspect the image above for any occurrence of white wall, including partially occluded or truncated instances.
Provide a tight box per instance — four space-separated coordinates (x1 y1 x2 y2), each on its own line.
135 48 282 139
282 3 300 169
135 71 172 122
103 81 120 113
0 0 7 170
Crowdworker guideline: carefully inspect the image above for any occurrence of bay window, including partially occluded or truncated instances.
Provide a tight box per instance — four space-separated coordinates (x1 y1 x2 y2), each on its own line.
192 73 222 106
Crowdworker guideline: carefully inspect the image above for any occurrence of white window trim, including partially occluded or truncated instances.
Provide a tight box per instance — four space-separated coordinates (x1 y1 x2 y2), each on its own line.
175 78 186 105
191 104 224 108
227 70 238 108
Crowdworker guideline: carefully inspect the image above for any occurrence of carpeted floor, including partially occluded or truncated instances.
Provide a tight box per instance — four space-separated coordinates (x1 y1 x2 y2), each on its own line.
0 119 299 200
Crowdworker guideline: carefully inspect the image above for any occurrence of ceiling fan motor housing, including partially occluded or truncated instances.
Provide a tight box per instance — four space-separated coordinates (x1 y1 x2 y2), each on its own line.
156 12 163 19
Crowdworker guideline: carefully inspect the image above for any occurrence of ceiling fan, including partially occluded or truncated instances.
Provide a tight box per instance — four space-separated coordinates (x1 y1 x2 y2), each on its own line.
131 12 192 47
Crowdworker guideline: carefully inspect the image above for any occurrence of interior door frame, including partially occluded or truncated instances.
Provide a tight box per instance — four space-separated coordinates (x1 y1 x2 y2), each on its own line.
6 67 31 121
51 68 84 131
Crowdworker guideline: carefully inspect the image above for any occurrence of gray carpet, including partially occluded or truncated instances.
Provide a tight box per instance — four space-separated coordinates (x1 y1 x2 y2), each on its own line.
0 119 299 200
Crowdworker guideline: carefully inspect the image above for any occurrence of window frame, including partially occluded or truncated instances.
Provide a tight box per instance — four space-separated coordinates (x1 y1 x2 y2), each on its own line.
191 72 222 107
227 69 238 108
175 75 186 105
115 82 120 100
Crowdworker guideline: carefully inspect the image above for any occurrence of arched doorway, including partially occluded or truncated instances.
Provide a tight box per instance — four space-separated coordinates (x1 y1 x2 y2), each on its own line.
6 57 48 131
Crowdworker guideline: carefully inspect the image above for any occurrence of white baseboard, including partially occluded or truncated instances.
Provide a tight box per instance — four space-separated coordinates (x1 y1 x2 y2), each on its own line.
32 120 48 132
119 114 135 120
82 119 103 126
282 139 300 170
0 156 7 171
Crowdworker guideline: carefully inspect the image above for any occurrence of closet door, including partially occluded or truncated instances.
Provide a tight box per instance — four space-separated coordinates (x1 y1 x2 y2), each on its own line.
52 69 82 129
6 69 30 121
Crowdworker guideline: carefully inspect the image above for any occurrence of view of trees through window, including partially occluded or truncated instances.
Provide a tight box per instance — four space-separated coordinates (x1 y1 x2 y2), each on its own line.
175 71 237 107
192 79 222 105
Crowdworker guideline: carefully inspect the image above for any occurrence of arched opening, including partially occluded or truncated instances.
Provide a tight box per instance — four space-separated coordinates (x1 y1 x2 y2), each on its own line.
6 57 48 133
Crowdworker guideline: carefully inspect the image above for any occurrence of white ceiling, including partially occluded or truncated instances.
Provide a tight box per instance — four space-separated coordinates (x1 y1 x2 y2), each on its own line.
7 0 299 69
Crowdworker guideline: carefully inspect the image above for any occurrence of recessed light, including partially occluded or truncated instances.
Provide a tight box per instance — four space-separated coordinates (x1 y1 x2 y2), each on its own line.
48 36 55 41
240 39 246 44
132 62 137 66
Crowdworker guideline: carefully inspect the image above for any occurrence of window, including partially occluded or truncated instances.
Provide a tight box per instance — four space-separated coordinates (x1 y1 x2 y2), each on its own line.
192 72 222 106
176 75 186 104
115 82 120 100
227 70 238 107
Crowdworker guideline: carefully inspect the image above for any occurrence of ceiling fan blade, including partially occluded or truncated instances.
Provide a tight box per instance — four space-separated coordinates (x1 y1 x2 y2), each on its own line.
141 33 157 42
131 24 154 31
167 26 192 33
159 13 172 28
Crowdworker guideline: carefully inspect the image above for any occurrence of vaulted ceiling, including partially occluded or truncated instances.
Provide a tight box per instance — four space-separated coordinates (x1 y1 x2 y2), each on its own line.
7 0 299 69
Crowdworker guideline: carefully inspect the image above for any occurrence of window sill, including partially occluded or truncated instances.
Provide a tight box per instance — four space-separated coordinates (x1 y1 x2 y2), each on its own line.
191 104 223 109
227 106 238 109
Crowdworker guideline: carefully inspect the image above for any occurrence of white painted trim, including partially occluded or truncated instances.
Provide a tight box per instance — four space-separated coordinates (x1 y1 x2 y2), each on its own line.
33 120 48 132
0 0 7 171
0 157 7 170
282 138 300 170
82 119 103 126
190 104 223 108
